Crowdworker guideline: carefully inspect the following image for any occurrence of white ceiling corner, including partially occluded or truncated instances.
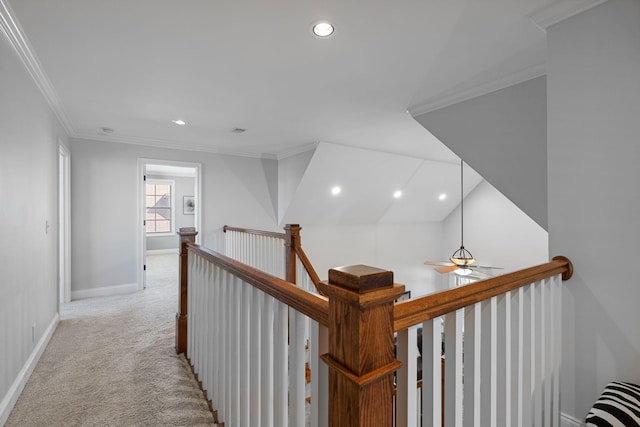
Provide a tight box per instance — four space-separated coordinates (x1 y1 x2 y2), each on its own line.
0 0 74 136
528 0 609 31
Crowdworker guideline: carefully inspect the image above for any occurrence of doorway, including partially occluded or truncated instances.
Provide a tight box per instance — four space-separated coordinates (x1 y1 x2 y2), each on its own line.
58 143 71 304
137 159 201 290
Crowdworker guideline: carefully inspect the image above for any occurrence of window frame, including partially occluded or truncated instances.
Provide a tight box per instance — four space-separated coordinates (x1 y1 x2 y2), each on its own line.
145 178 176 237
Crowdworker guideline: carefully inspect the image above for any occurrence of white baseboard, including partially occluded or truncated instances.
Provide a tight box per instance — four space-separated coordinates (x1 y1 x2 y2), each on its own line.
71 282 138 300
562 412 585 427
0 313 59 426
146 249 178 255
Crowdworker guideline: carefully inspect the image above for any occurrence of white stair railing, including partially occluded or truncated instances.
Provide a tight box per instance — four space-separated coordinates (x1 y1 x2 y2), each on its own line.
224 226 286 279
187 242 328 427
179 227 573 427
394 262 568 427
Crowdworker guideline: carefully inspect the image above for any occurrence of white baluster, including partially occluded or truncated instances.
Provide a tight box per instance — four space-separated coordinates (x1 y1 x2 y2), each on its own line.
396 326 419 426
310 322 328 427
289 308 306 426
542 278 551 427
463 303 481 427
423 317 442 427
552 275 562 426
220 270 229 422
479 298 496 427
273 300 288 426
211 264 221 411
533 281 542 427
250 286 262 427
508 289 521 427
240 280 251 426
497 293 509 427
261 293 275 427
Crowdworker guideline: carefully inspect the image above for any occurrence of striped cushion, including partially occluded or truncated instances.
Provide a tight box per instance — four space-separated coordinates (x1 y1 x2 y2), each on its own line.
585 381 640 427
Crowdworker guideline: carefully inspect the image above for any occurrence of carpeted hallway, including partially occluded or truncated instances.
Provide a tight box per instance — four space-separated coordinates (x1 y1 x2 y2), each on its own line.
6 253 217 427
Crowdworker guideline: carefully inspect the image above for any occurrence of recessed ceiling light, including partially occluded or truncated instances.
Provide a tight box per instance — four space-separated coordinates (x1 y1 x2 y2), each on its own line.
439 193 447 201
172 119 186 126
393 190 403 199
312 21 334 38
331 186 341 196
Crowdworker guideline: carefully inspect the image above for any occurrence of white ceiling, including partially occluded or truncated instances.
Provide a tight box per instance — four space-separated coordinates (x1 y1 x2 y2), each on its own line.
280 143 483 226
3 0 598 225
4 0 570 161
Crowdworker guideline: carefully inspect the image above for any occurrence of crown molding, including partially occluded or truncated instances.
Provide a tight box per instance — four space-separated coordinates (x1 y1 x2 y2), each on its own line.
409 62 546 117
0 0 75 136
529 0 608 31
275 142 318 160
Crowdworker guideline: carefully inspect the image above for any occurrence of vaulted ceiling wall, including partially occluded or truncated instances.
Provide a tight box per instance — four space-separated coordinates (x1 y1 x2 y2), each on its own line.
278 142 482 226
413 76 548 230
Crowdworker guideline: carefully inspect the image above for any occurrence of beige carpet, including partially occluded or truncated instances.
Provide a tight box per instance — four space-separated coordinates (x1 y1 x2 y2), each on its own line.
6 253 217 427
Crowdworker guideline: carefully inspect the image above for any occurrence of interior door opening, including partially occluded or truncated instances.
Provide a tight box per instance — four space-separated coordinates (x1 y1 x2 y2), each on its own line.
137 159 201 290
58 143 71 304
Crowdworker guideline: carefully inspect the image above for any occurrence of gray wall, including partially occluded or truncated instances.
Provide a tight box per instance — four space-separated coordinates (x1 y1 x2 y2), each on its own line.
0 32 67 421
414 76 548 230
145 174 195 252
70 139 279 293
443 180 548 275
547 0 640 419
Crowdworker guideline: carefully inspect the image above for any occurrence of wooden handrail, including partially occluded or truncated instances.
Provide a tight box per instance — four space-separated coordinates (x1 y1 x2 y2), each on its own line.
294 245 322 289
223 225 286 240
393 256 573 331
284 224 324 295
187 242 329 326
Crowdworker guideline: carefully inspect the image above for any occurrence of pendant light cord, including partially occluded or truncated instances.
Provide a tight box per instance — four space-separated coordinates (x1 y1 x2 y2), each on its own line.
460 159 464 247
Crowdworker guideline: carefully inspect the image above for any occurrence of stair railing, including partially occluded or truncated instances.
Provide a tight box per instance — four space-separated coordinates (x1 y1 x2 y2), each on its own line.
393 256 573 426
176 226 573 427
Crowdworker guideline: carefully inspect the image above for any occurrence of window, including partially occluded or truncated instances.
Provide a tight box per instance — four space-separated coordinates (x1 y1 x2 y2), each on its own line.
146 180 175 234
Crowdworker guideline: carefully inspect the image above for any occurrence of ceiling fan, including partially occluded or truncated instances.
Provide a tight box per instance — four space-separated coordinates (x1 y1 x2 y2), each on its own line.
424 160 501 278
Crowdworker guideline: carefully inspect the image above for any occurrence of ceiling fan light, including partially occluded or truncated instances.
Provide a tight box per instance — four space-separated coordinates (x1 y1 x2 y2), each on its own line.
455 267 473 276
450 245 475 266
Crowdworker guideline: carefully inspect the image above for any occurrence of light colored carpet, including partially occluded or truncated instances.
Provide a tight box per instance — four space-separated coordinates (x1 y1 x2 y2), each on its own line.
6 254 217 427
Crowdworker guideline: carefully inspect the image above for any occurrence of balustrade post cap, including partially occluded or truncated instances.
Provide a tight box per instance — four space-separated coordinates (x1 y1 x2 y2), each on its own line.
328 264 394 293
177 227 198 237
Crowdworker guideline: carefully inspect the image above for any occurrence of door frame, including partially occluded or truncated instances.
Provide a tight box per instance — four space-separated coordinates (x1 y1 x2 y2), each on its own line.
58 142 71 304
137 158 202 291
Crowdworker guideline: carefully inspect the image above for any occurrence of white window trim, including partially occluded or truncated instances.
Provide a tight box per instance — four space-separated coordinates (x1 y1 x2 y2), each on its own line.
145 178 176 236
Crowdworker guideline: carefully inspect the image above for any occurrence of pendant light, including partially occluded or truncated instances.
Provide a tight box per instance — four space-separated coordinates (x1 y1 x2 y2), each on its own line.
449 160 475 271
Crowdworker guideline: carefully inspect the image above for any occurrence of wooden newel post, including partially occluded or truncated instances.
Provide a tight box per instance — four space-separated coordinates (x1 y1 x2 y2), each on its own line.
176 227 198 354
321 265 405 426
284 224 301 283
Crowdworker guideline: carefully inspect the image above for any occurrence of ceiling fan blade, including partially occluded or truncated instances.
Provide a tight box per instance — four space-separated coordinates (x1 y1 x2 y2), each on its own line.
424 260 454 267
436 265 459 273
473 265 504 270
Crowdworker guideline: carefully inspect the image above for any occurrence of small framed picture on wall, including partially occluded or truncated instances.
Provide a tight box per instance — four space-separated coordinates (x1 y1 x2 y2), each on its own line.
183 196 195 215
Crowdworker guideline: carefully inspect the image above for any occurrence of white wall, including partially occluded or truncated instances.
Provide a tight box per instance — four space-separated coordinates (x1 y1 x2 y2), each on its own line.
277 149 315 224
414 76 548 230
300 222 445 297
442 180 548 274
70 139 279 294
0 32 67 423
547 0 640 419
145 174 195 251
